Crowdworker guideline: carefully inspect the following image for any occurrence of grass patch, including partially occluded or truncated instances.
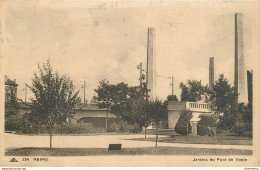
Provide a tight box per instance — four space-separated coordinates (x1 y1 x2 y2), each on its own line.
137 130 252 146
5 147 252 156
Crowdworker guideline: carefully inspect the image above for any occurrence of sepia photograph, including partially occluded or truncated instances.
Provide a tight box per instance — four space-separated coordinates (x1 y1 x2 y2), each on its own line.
0 0 259 167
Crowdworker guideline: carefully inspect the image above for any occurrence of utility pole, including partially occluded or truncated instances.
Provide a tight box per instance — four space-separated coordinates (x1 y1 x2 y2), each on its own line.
23 86 27 103
139 62 142 97
82 81 86 104
137 62 145 98
138 62 148 139
170 76 174 97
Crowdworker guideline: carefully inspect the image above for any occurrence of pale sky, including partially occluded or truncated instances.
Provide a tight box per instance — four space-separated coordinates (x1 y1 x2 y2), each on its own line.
1 1 256 102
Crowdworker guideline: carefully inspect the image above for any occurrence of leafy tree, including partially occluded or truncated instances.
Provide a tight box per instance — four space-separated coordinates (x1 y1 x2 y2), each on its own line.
94 80 134 132
210 74 238 114
179 80 208 102
147 99 168 147
230 103 252 135
210 74 240 132
238 103 252 127
27 60 79 149
167 95 178 101
112 98 150 134
175 110 193 135
210 74 253 135
93 80 147 133
179 83 190 101
230 112 245 135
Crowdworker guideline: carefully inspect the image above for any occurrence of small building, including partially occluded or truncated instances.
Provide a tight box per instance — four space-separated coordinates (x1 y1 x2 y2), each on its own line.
168 101 213 135
5 75 19 100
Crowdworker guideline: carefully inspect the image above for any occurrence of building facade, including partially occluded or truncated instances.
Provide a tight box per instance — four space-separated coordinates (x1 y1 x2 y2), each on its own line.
5 75 19 100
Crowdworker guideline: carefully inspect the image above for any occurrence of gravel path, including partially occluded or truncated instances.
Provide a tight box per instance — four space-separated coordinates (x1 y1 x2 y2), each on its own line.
4 133 253 150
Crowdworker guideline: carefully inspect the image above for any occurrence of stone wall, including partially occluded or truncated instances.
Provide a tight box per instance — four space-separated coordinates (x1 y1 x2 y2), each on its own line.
167 101 186 129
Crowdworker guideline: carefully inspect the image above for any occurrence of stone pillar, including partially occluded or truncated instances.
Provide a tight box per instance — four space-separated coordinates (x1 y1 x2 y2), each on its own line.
146 28 156 99
209 57 214 91
234 13 248 103
191 121 198 135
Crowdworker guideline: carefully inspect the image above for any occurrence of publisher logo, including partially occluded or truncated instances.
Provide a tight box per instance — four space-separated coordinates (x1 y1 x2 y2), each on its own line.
9 158 18 162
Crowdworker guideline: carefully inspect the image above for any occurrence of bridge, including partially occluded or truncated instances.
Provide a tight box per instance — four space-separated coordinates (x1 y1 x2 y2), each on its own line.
168 101 213 135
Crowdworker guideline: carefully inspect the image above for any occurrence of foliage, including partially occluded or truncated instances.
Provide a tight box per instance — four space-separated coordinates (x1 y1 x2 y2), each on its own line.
147 99 168 147
229 103 252 135
27 60 79 127
167 95 178 101
16 113 48 134
53 123 104 134
93 80 117 109
239 103 252 127
26 59 79 148
94 80 150 131
110 121 140 133
5 115 23 131
210 74 238 115
13 113 104 134
179 80 208 102
209 74 240 132
147 99 168 127
93 80 145 109
209 74 253 135
112 98 150 129
5 92 19 118
93 80 146 132
231 118 246 136
197 114 217 136
175 110 193 135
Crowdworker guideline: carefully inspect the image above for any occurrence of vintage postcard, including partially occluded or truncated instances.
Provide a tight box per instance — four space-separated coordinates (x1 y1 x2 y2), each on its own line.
0 0 259 167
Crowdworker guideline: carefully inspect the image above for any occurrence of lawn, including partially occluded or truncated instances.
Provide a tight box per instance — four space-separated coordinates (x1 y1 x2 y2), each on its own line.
144 130 252 146
5 147 252 156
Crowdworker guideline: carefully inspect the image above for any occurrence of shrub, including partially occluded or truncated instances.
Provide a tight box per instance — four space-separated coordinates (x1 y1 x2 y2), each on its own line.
13 113 44 134
175 119 192 135
231 120 246 135
53 123 104 134
5 115 23 131
111 121 140 133
208 127 217 136
197 114 217 136
175 110 193 135
15 113 104 134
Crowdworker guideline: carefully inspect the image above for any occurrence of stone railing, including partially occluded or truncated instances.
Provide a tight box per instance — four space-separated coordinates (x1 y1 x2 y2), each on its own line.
186 102 211 112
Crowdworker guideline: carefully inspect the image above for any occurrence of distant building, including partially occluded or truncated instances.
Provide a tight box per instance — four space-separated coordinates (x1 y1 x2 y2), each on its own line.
5 75 19 100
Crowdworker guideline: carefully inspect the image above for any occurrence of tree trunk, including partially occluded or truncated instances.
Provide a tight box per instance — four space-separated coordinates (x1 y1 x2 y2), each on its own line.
50 126 53 150
145 127 147 139
156 124 159 148
105 107 108 133
186 122 188 136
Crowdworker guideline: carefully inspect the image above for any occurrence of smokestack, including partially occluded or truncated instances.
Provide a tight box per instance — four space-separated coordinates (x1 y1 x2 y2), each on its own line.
209 57 214 91
146 28 156 99
234 13 248 103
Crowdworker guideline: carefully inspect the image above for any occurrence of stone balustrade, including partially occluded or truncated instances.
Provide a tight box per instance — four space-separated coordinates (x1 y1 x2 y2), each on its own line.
186 102 210 111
